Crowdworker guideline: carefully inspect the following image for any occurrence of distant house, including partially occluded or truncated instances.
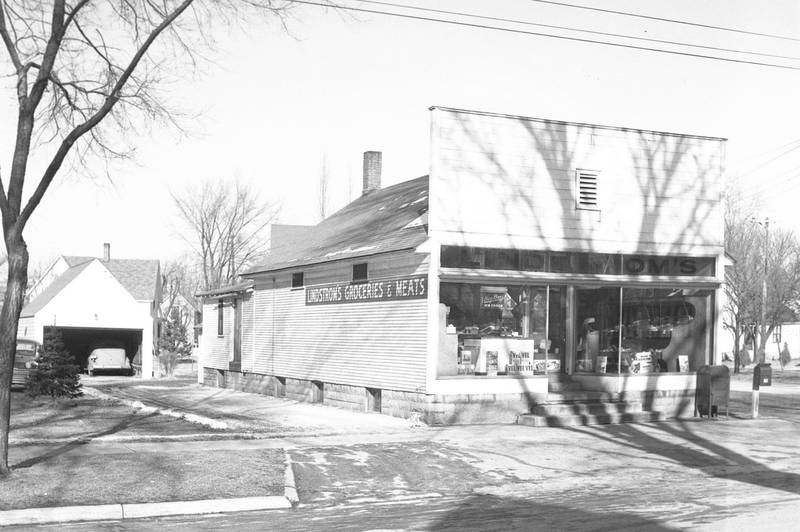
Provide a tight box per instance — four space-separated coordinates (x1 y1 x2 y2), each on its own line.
20 244 161 377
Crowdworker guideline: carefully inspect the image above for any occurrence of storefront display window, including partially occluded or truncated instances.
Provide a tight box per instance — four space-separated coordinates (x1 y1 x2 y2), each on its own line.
575 286 713 374
439 283 565 377
619 288 712 374
575 287 620 373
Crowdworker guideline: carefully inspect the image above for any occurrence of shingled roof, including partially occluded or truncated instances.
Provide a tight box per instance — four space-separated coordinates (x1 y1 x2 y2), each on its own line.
22 256 160 317
246 175 429 274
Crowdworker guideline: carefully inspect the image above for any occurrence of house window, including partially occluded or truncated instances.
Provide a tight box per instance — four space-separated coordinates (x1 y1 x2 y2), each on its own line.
576 169 600 210
217 299 224 337
353 263 368 282
292 272 304 288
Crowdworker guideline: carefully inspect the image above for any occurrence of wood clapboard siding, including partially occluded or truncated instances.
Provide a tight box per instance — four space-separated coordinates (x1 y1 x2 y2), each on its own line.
202 300 233 370
245 251 430 392
272 292 427 391
18 316 37 340
430 108 725 256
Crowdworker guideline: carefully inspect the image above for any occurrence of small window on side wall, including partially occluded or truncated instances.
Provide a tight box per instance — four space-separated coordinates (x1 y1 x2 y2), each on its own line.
575 168 600 211
353 262 368 282
292 272 304 288
217 299 224 337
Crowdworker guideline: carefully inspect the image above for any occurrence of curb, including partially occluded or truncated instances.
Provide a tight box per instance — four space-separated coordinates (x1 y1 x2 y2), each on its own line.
0 452 299 526
284 450 299 506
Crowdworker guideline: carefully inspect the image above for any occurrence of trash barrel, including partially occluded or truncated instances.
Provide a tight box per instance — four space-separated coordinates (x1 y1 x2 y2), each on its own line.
695 365 730 419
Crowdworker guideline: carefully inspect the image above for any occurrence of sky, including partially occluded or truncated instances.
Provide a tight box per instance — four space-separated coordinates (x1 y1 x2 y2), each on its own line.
2 0 800 269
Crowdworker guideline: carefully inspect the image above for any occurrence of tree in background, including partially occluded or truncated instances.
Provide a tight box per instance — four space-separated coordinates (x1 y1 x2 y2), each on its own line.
724 192 800 369
0 0 306 476
25 329 82 400
161 258 199 332
723 194 760 373
157 315 192 377
173 180 279 290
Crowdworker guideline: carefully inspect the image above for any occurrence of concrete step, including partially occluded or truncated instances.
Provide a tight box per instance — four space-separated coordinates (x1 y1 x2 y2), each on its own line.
547 382 583 393
517 410 666 427
532 401 643 417
546 391 621 402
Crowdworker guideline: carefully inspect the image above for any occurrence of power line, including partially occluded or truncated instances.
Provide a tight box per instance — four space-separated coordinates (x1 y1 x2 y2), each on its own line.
529 0 800 44
293 1 800 71
736 143 800 190
743 166 800 196
356 0 800 62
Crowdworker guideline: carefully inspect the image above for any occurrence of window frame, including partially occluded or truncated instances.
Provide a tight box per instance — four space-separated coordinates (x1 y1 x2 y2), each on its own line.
217 298 224 337
292 272 305 289
352 262 368 283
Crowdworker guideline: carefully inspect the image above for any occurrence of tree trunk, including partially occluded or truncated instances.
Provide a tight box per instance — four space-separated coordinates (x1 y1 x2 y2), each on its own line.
756 325 774 366
0 240 29 476
733 330 741 374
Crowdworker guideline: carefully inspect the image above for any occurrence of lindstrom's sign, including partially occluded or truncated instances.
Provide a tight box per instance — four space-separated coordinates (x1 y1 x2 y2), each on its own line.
305 275 427 305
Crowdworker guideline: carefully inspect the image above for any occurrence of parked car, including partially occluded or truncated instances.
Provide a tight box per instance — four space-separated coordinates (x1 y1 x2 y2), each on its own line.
12 339 41 388
87 346 133 376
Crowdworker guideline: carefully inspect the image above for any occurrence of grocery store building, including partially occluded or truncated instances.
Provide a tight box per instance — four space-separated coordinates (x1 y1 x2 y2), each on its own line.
198 107 726 424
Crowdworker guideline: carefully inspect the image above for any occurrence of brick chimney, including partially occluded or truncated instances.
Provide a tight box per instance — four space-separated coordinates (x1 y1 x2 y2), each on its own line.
103 243 110 262
362 151 382 195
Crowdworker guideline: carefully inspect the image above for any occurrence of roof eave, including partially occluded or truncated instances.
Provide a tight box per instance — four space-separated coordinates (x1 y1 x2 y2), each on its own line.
243 241 429 277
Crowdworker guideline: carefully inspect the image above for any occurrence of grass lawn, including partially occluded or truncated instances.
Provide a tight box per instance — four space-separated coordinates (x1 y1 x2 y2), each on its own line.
0 448 285 510
4 391 286 511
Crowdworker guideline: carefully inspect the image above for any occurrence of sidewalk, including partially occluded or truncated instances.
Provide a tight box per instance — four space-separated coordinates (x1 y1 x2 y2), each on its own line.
83 377 415 436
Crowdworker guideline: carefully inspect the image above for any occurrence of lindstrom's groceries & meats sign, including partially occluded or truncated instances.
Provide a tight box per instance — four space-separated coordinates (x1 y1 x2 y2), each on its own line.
305 276 426 305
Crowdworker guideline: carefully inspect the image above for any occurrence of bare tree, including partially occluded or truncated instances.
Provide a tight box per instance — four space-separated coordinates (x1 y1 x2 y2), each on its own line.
723 194 760 373
160 258 199 331
173 179 279 290
725 193 800 369
0 0 303 476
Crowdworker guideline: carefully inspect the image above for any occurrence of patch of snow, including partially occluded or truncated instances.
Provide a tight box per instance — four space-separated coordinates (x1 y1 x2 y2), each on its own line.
324 245 377 258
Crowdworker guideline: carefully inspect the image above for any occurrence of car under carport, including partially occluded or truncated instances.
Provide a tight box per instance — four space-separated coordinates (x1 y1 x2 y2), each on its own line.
47 326 142 374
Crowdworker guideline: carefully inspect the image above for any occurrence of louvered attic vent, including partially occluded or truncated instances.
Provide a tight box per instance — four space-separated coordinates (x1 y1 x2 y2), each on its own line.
576 169 600 210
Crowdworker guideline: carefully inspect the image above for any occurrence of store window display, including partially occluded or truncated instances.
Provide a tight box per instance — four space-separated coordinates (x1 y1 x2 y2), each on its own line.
439 283 565 377
575 286 713 374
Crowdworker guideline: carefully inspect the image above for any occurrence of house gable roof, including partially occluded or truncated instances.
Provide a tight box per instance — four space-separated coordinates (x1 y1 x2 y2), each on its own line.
22 256 159 317
246 175 429 274
101 259 160 301
21 261 93 317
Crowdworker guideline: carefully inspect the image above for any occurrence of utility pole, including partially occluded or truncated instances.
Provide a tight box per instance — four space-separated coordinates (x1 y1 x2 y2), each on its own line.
752 216 770 364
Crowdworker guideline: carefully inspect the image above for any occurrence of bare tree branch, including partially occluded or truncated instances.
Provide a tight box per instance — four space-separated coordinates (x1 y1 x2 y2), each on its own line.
173 179 279 290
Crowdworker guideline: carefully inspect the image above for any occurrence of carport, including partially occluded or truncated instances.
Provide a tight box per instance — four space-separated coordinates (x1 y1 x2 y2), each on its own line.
47 326 142 372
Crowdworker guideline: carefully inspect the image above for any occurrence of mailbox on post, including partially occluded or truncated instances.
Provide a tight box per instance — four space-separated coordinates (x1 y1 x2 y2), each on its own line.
695 365 730 419
753 363 772 390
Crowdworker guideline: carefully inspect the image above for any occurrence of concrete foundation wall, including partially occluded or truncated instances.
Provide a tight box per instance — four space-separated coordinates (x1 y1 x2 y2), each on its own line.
202 367 549 424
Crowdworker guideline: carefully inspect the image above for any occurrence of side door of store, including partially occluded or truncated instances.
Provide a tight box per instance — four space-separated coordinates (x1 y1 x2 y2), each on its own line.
232 299 242 371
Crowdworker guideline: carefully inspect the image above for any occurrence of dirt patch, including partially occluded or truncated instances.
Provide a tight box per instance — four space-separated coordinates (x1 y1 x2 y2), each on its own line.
0 449 285 510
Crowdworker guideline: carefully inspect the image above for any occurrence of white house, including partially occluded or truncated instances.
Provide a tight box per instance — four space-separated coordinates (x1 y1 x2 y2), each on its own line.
20 244 161 378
